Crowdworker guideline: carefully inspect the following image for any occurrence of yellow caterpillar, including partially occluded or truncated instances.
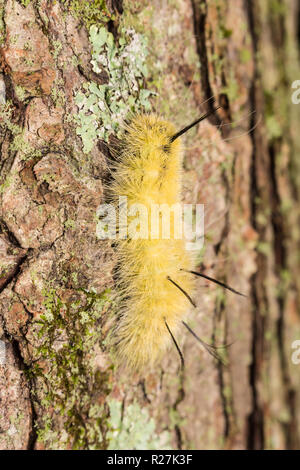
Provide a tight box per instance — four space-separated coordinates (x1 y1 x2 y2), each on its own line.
110 109 243 371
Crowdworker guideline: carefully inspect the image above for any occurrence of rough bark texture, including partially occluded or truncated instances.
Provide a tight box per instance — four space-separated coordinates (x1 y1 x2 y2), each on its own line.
0 0 299 450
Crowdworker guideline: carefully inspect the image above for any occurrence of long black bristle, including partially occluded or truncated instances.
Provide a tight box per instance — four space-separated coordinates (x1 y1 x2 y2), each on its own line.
182 321 227 365
181 269 246 297
170 106 221 142
164 318 184 370
167 276 196 308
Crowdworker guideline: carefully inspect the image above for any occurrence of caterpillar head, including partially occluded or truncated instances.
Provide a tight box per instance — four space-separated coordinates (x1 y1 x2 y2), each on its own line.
123 107 221 160
123 114 180 160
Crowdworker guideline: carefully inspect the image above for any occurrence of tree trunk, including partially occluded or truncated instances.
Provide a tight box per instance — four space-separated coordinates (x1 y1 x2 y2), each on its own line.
0 0 299 450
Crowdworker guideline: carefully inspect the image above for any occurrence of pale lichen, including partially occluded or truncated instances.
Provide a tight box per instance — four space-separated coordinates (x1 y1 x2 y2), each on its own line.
74 26 153 153
107 399 172 450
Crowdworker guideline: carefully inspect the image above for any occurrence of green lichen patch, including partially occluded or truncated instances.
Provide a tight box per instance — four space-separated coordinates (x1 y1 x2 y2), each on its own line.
29 287 114 449
17 0 113 28
61 0 113 29
0 101 21 137
0 101 43 161
74 25 153 153
18 0 32 6
0 0 5 46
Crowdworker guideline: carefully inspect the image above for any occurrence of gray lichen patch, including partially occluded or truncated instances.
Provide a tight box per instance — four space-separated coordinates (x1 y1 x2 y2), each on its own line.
107 398 172 450
74 25 153 152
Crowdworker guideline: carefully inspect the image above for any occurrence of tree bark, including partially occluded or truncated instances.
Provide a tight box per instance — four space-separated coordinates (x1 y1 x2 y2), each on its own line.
0 0 299 450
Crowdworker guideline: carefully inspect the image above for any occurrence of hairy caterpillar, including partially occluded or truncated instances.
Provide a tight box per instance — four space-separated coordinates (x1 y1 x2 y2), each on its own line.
110 109 244 371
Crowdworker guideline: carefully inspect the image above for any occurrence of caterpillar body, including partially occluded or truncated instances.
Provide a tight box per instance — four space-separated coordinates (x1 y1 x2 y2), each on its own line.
110 114 196 371
109 108 242 371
